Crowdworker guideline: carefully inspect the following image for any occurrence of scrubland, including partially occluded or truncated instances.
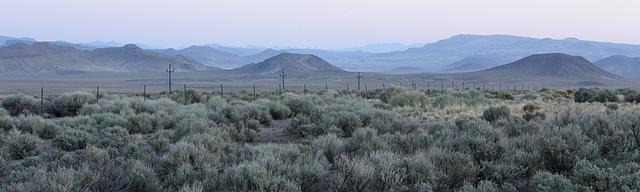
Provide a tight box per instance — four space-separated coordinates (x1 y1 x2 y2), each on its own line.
1 87 640 192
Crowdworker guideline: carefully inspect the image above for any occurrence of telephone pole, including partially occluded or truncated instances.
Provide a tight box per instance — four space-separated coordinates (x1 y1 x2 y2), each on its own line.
166 64 175 93
280 68 287 91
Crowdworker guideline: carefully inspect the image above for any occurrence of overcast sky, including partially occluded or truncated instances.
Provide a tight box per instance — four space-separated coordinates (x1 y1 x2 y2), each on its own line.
1 0 639 48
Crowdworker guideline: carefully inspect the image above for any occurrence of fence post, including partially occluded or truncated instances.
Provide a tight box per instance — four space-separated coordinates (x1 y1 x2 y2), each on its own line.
183 84 187 104
303 84 307 95
382 83 385 89
253 84 257 100
441 80 444 92
220 83 224 97
427 82 430 93
40 87 44 116
346 84 349 94
325 83 328 92
364 84 368 93
462 82 465 90
143 85 147 101
96 86 100 103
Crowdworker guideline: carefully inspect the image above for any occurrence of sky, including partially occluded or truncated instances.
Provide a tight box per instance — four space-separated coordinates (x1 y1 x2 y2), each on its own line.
1 0 639 49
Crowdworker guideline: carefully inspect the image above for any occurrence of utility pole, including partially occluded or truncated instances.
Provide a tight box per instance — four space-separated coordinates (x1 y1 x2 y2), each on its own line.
183 84 187 104
462 82 465 90
427 82 430 93
325 83 328 92
280 68 287 91
253 84 257 100
364 84 368 93
382 83 385 89
166 64 175 94
357 72 363 91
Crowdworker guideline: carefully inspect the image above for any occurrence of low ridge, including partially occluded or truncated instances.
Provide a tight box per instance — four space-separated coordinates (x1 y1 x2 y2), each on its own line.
231 53 346 76
480 53 621 80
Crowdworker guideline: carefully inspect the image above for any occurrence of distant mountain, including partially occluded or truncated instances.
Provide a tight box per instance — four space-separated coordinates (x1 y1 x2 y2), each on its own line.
443 56 497 72
350 34 640 72
387 66 425 74
0 36 36 46
155 47 284 69
78 41 123 48
595 55 640 79
157 46 245 68
0 43 215 73
476 53 621 81
231 53 346 76
335 43 423 53
205 44 266 56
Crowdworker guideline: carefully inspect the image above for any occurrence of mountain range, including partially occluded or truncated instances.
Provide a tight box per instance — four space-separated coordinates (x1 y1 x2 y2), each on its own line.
0 43 213 73
5 34 640 76
350 34 640 72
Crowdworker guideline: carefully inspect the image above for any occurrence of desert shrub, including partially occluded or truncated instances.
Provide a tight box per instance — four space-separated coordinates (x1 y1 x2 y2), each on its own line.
288 114 328 137
482 106 510 122
5 130 39 160
389 91 428 107
570 159 630 191
432 91 487 109
170 89 207 104
376 86 404 103
490 91 514 100
255 100 291 120
530 171 577 192
123 159 163 192
575 88 618 103
0 116 13 131
0 107 9 117
432 94 463 109
222 101 272 127
126 113 160 134
12 115 46 133
429 148 479 191
220 161 300 192
522 103 545 121
458 180 499 192
328 111 363 136
522 103 541 112
47 92 96 117
606 103 619 111
312 134 345 164
53 129 89 151
332 155 376 192
345 128 383 155
34 122 60 139
1 94 40 116
521 94 538 100
282 94 316 116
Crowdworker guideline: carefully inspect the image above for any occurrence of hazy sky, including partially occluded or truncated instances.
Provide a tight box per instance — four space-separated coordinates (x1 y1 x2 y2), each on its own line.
1 0 639 48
